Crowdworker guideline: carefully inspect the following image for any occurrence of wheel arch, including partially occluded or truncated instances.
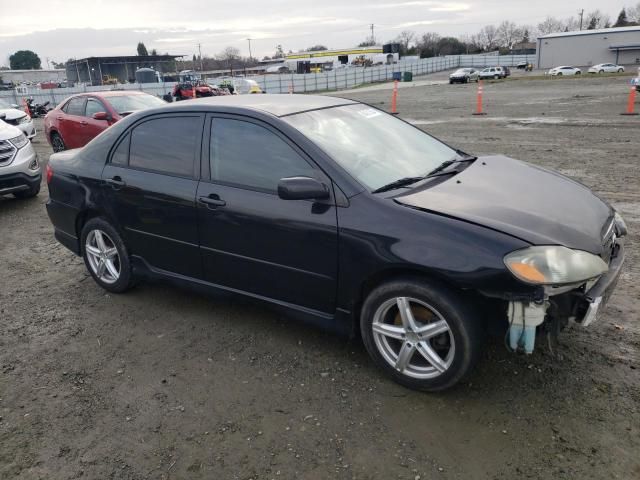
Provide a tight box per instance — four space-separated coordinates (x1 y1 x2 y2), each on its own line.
349 266 468 337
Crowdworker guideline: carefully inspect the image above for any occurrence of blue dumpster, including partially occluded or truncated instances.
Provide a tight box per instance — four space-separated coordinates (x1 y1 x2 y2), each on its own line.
392 71 402 81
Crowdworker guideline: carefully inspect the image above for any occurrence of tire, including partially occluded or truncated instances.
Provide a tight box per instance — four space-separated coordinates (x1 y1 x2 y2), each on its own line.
50 132 66 152
575 71 581 75
493 75 499 80
618 69 623 73
599 70 604 74
360 278 484 392
449 80 453 84
557 72 562 76
13 182 40 199
80 217 135 293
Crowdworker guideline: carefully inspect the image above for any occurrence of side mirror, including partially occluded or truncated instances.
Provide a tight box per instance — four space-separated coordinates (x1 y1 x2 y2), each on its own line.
278 176 330 201
10 104 19 109
92 111 110 121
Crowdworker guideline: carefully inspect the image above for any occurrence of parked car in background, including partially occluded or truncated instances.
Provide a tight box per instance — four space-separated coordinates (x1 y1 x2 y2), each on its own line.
478 67 506 80
547 66 582 76
44 91 166 152
45 95 626 391
0 119 40 199
588 63 625 74
449 68 479 84
0 99 36 140
502 66 511 77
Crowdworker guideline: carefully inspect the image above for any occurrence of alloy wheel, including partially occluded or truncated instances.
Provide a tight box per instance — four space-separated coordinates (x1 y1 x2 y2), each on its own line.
85 229 120 284
372 297 455 379
52 135 65 152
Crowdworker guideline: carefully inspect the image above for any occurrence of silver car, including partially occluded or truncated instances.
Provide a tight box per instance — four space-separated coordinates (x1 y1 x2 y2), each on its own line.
449 68 479 84
0 120 41 199
0 99 36 139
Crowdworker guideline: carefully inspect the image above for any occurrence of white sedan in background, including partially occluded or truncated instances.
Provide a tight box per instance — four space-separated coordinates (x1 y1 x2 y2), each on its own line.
588 63 625 74
0 99 36 139
548 66 582 76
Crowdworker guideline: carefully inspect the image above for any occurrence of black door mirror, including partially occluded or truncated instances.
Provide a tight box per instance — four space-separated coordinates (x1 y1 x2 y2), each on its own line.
278 176 330 200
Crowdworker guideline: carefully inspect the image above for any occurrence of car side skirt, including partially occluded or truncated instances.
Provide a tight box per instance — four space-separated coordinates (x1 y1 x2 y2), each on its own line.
130 255 353 337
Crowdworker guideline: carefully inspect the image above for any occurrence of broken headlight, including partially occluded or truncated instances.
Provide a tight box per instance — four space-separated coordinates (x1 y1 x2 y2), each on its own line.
504 246 608 285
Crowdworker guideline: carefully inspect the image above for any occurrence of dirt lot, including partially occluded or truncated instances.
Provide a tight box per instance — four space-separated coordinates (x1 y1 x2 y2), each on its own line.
1 73 639 479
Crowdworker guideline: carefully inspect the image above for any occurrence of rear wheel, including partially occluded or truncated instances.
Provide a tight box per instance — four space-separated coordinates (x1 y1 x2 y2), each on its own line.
50 132 66 152
617 68 623 73
599 70 604 74
360 278 483 391
81 218 135 293
493 75 499 79
575 71 581 75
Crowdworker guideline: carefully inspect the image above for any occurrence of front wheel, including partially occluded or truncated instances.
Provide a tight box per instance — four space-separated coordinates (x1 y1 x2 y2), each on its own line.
575 71 581 75
493 75 499 79
81 218 135 293
360 279 483 391
50 132 66 152
618 69 623 73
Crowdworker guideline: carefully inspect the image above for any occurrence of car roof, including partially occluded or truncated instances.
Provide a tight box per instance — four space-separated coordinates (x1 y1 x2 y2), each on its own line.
69 90 150 99
164 94 358 117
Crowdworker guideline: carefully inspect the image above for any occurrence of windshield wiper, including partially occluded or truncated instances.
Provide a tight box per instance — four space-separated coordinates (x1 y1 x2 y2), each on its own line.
425 156 477 178
372 176 426 193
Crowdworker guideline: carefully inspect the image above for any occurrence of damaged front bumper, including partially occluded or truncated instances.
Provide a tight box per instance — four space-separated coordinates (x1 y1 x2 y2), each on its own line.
507 240 625 353
577 240 625 327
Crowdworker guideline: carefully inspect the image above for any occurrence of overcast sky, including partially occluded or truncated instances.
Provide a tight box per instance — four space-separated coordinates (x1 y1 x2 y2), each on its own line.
0 0 631 66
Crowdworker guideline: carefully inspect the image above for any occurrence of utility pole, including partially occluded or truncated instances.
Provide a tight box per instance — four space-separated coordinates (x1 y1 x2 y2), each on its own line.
247 38 253 61
578 9 584 30
370 23 375 44
46 57 50 69
197 43 203 71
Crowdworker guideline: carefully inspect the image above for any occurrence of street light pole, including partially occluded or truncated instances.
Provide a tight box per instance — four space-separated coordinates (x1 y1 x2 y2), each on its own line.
247 38 253 60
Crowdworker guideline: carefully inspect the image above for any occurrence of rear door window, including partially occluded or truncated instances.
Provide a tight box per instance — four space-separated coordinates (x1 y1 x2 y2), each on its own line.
128 116 200 177
65 97 86 116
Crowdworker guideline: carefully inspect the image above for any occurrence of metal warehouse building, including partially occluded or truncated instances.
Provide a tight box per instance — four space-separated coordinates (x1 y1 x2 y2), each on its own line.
66 55 183 86
537 26 640 69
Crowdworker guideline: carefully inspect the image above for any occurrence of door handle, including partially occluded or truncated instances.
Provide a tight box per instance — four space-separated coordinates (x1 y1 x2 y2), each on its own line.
105 176 125 188
80 120 88 125
198 195 226 208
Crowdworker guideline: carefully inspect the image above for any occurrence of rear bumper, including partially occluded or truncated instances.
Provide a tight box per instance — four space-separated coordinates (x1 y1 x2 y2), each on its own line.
578 241 625 326
0 172 41 195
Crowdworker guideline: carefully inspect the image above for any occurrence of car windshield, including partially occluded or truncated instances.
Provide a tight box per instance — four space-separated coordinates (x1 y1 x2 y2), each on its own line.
106 94 166 114
283 104 459 191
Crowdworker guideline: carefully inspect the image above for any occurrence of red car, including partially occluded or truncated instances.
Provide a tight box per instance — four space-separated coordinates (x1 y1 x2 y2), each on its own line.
44 91 166 152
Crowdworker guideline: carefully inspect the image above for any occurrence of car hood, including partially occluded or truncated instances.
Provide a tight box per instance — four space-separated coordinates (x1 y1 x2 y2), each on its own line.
395 156 613 254
0 108 27 120
0 119 23 139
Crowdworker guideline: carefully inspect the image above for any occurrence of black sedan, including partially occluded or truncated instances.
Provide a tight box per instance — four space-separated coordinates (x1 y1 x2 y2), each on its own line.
45 95 626 391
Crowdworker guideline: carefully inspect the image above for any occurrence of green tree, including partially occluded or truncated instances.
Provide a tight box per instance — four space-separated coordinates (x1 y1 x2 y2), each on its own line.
357 40 376 47
306 45 328 51
137 42 149 56
9 50 42 69
613 9 629 27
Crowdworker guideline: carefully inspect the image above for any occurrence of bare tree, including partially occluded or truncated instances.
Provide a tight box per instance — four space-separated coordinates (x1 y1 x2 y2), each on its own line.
626 2 640 23
217 46 241 69
497 21 522 48
564 16 580 31
585 10 610 29
479 25 498 51
416 32 441 57
396 30 416 52
537 16 565 35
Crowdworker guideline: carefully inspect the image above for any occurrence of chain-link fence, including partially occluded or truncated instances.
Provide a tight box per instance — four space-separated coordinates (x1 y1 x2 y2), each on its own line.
0 54 537 107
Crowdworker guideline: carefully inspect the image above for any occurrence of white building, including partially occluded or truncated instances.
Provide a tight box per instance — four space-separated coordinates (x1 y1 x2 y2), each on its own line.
537 26 640 69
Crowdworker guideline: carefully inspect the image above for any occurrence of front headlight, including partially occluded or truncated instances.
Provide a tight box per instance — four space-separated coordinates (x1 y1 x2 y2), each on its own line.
504 246 608 285
8 134 28 149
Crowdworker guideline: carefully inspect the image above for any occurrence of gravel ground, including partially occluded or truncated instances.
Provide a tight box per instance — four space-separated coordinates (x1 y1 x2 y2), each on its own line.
1 73 639 479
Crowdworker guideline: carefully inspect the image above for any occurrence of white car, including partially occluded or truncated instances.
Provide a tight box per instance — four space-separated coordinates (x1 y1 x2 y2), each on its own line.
0 99 36 139
548 66 582 76
0 120 41 199
478 67 506 80
588 63 625 74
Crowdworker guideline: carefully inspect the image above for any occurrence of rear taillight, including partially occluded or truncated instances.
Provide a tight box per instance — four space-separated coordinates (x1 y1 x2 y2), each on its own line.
46 164 54 184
